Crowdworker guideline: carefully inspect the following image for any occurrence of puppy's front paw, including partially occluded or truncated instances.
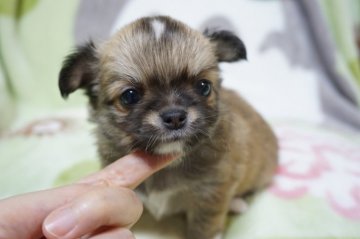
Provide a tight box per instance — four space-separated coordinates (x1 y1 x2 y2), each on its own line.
229 197 248 214
212 233 223 239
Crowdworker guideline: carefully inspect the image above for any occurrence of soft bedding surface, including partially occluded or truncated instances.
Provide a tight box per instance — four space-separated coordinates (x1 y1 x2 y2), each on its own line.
1 0 360 238
1 117 359 238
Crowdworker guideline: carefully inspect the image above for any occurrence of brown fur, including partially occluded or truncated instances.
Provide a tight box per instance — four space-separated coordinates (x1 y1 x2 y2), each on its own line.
59 16 278 239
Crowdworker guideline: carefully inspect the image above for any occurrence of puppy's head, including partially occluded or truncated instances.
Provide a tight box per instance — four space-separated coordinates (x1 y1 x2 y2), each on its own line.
59 16 246 157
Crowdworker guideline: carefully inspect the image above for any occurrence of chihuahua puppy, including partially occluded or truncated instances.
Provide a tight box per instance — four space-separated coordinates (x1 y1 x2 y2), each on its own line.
59 16 278 239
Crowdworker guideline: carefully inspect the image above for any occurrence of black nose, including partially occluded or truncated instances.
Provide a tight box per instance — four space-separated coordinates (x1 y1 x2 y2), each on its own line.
160 109 187 130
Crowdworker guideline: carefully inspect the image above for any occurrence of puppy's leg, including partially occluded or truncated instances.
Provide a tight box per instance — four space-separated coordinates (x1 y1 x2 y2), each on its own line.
186 207 227 239
186 185 232 239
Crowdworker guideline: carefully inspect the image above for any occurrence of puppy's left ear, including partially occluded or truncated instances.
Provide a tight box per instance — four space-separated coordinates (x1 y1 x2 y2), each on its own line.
59 41 98 100
204 29 247 62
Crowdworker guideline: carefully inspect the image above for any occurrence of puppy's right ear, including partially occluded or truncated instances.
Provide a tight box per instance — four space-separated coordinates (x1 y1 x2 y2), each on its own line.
59 41 98 100
204 29 247 62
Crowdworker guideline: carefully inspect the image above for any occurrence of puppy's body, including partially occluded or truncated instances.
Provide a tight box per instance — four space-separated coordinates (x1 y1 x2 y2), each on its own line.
59 16 277 239
137 89 277 237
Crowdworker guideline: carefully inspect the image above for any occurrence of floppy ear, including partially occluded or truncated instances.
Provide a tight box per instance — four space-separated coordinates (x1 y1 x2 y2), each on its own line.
59 41 98 104
204 29 247 62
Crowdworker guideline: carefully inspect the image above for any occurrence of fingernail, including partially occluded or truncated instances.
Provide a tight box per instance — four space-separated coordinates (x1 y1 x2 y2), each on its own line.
44 207 77 237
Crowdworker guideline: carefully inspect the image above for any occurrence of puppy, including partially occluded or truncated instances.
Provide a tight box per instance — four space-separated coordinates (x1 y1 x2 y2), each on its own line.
59 16 278 239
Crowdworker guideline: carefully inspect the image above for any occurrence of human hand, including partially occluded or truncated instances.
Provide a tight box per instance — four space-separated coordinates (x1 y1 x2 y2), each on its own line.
0 152 177 239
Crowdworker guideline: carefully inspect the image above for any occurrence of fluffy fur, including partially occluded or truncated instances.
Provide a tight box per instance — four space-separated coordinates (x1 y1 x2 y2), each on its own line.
59 16 278 239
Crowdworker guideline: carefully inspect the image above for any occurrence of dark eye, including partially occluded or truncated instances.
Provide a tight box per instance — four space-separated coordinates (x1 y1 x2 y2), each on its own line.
195 79 212 97
120 89 141 106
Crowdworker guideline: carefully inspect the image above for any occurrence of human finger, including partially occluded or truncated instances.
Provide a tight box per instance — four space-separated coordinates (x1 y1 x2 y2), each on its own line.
43 185 142 239
88 227 134 239
0 152 177 238
0 184 93 239
79 151 178 189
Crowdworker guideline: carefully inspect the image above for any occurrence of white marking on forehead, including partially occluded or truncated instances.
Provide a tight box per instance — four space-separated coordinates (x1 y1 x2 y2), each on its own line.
151 19 165 40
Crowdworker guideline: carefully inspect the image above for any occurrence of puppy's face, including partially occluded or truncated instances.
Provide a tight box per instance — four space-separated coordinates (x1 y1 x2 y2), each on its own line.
59 16 246 156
